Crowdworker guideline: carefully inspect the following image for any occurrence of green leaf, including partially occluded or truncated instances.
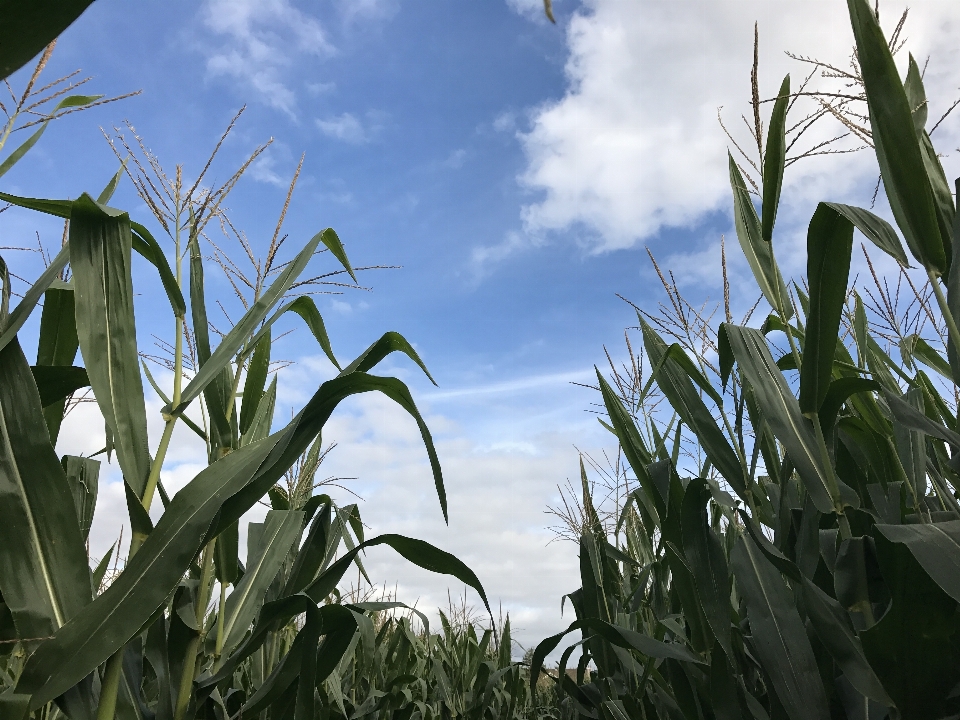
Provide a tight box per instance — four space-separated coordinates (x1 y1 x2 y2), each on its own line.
641 319 746 502
339 330 436 385
241 375 276 447
188 231 233 459
304 534 489 613
528 617 702 693
129 222 186 319
947 178 960 381
680 478 733 659
860 533 960 717
213 519 239 586
61 455 98 542
0 1 96 80
16 370 443 706
175 231 325 414
731 533 829 720
799 203 854 414
846 0 947 274
800 576 894 707
902 334 952 381
721 324 851 513
30 365 89 408
96 161 126 205
219 510 303 659
319 227 357 283
0 339 90 642
70 194 152 496
35 283 79 442
238 329 271 437
729 152 792 318
761 75 790 244
826 203 909 267
0 244 70 354
874 520 960 604
241 295 339 370
884 388 960 448
596 371 660 519
0 124 49 179
819 377 881 435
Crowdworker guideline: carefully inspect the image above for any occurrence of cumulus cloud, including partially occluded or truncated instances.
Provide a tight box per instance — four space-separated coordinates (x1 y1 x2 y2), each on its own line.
200 0 334 115
516 0 960 252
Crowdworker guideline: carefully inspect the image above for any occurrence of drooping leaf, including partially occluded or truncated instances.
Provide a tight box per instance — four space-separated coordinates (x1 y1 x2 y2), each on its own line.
17 370 444 706
827 203 909 267
241 295 339 371
129 222 186 319
70 194 152 496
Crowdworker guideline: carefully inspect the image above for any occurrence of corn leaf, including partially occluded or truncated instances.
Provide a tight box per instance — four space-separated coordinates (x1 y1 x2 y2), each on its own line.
729 152 793 318
0 339 90 642
70 194 152 496
761 75 790 243
731 533 829 720
799 203 854 414
846 0 946 273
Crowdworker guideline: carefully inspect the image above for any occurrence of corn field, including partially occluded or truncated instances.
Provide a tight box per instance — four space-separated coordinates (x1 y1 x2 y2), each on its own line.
3 0 960 718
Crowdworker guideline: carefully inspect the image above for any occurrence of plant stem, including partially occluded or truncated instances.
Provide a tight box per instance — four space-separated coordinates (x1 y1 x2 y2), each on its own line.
809 411 851 538
172 636 199 720
95 653 123 720
140 417 176 518
215 580 227 661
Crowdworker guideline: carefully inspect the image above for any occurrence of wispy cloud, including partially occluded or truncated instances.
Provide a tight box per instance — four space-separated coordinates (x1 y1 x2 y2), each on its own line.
424 369 594 401
200 0 334 116
316 112 368 143
316 110 388 144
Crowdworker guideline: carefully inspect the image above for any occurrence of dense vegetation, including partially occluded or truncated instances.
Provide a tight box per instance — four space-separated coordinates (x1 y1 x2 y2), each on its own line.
2 0 960 718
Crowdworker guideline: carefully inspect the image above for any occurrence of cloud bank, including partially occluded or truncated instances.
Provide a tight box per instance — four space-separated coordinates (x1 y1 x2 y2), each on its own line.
517 0 960 251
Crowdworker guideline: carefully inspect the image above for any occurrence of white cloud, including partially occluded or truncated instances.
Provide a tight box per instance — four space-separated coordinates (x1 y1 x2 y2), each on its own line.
335 0 399 24
200 0 334 116
317 113 365 142
516 0 960 252
316 112 377 144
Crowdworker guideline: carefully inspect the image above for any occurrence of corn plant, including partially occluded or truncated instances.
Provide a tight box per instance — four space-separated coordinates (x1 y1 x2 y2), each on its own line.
532 2 960 718
0 30 503 720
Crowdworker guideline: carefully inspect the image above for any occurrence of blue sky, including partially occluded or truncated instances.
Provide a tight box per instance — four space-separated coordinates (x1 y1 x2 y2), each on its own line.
5 0 960 654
